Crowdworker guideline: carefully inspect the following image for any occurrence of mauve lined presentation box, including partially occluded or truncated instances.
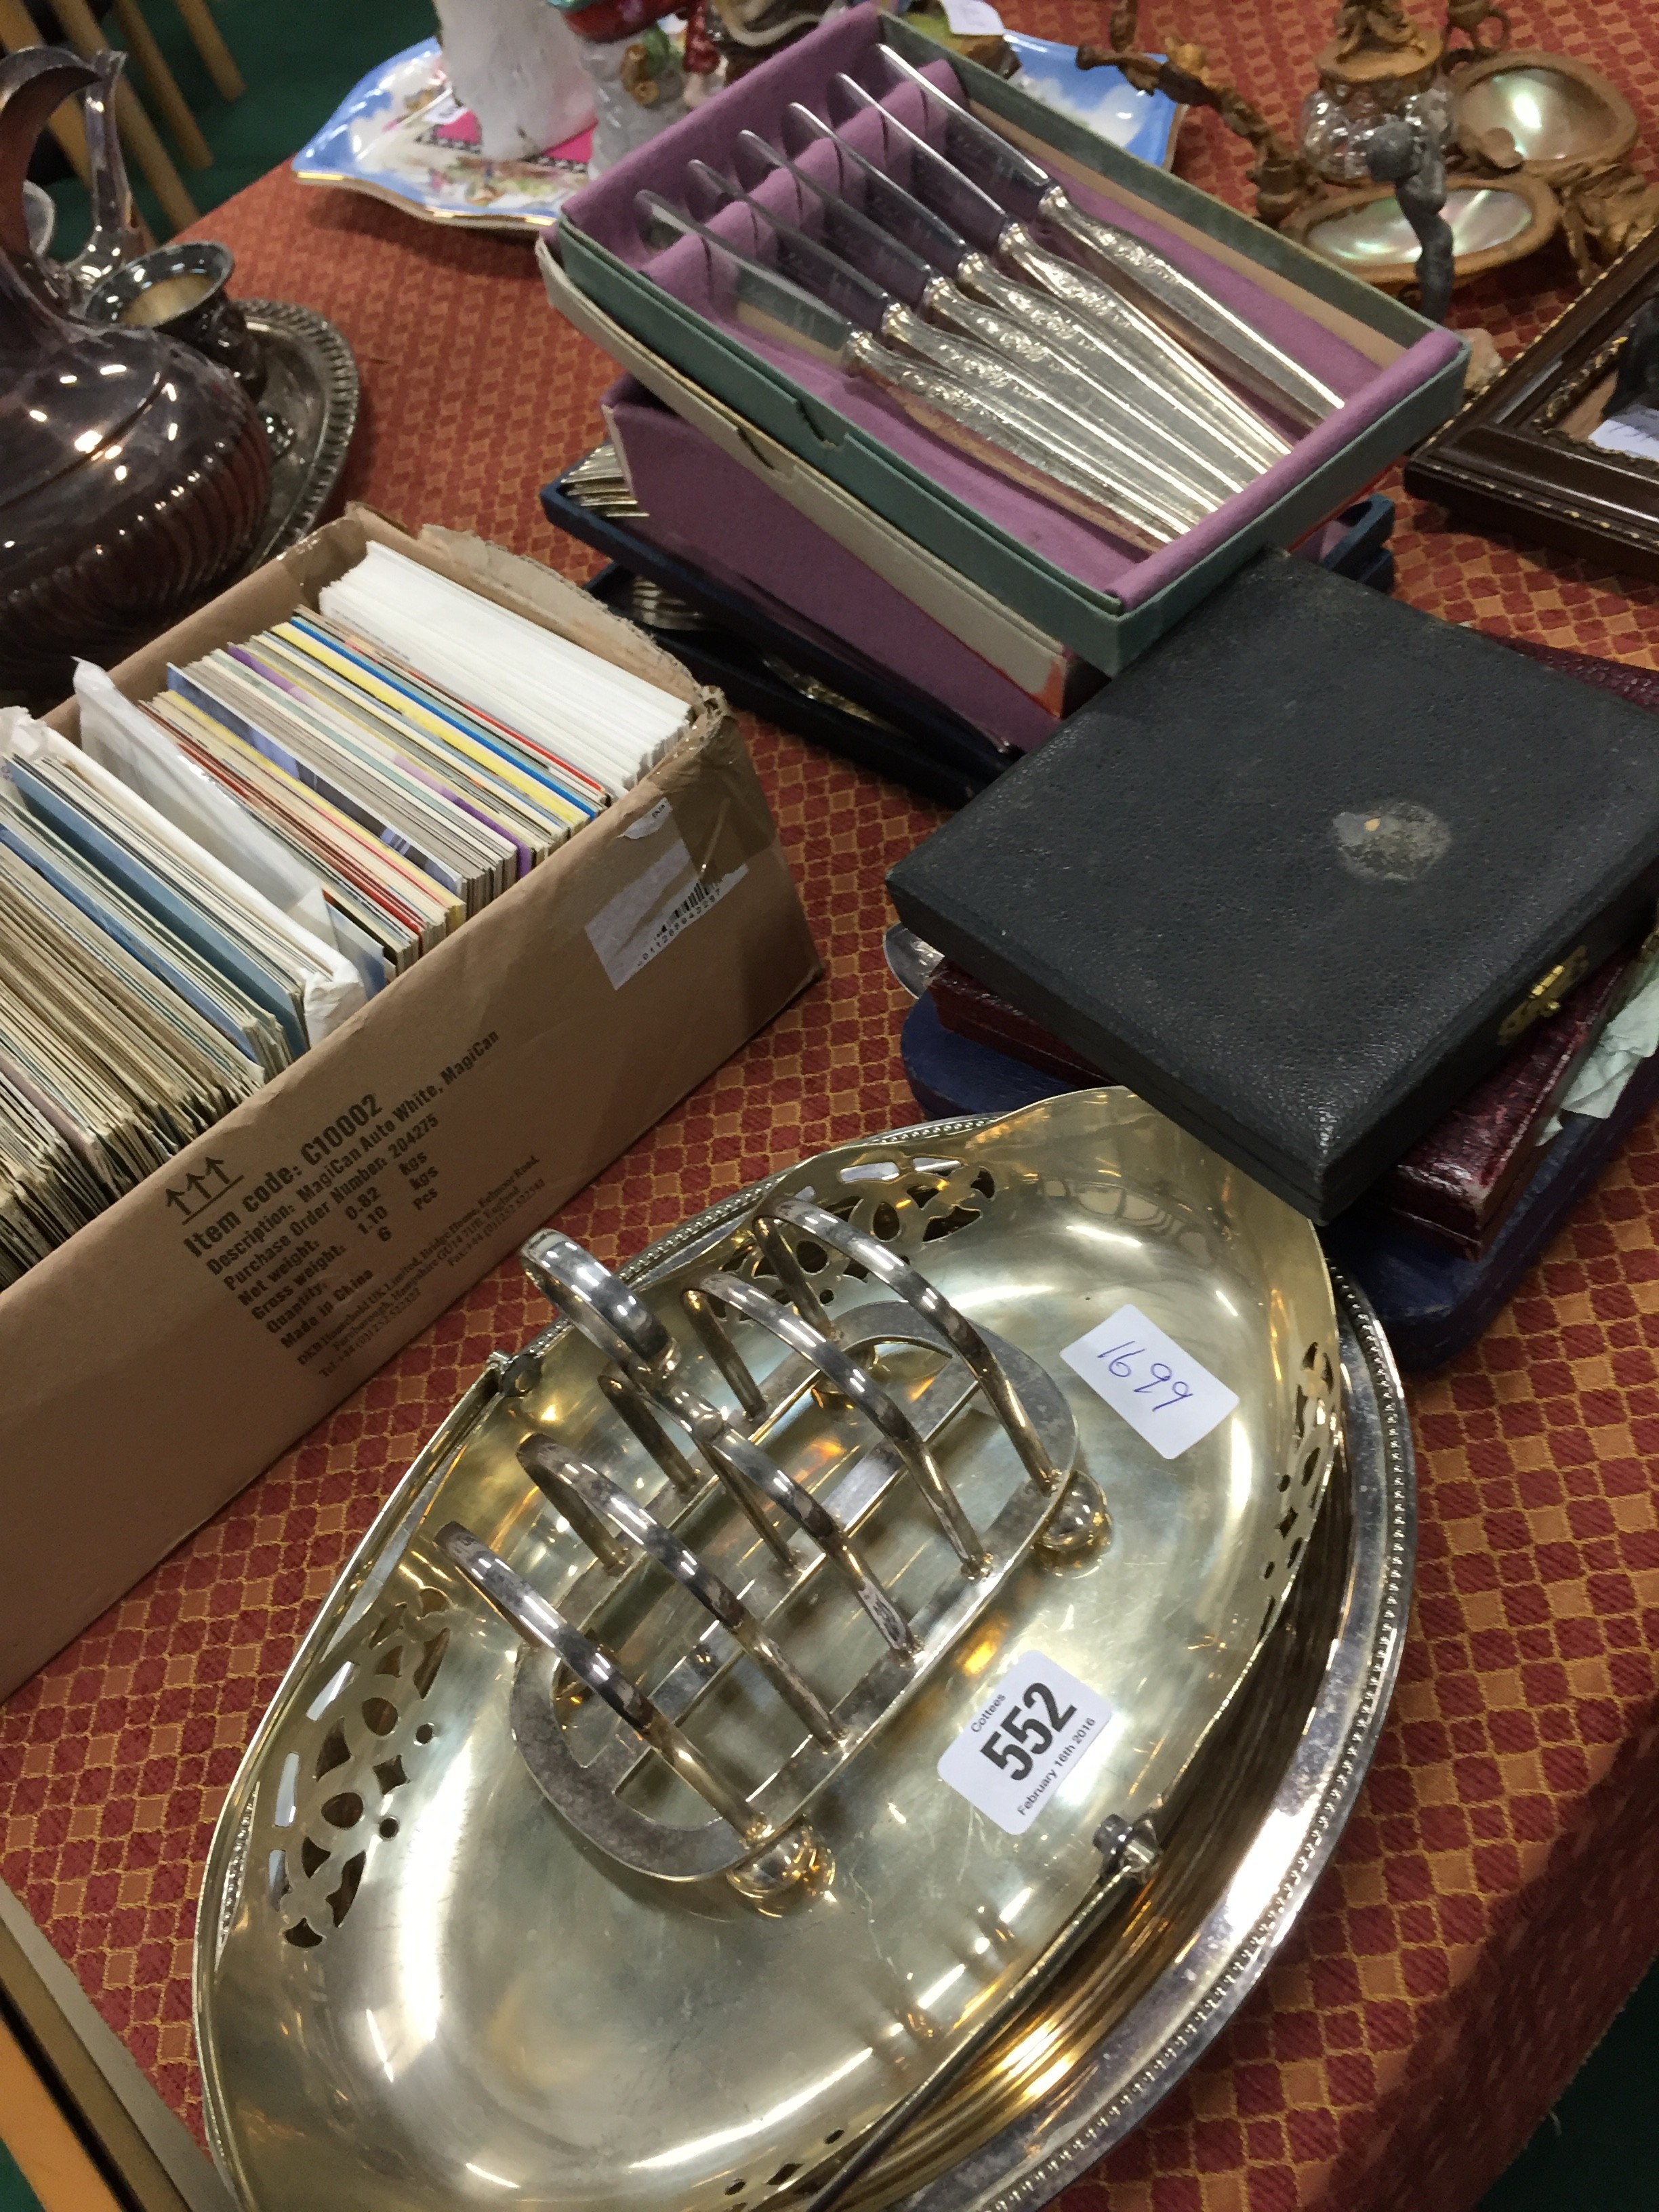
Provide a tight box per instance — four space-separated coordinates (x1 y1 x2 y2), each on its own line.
0 509 818 1698
552 7 1467 677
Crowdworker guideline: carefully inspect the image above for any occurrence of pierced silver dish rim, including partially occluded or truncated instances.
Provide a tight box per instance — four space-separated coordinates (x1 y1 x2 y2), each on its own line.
893 1272 1413 2212
192 1109 1414 2209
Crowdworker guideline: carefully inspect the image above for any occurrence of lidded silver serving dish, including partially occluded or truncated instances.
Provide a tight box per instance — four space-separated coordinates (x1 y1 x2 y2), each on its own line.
195 1091 1413 2212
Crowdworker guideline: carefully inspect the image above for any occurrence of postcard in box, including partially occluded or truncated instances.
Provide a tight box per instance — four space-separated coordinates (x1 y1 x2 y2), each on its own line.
0 509 818 1697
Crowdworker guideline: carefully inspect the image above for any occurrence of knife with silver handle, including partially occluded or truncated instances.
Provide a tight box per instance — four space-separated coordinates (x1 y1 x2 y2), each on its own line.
864 43 1342 430
750 121 1260 504
976 231 1290 475
824 72 1290 476
676 167 1197 537
781 100 1285 489
634 192 1179 549
823 73 1288 470
714 139 1231 519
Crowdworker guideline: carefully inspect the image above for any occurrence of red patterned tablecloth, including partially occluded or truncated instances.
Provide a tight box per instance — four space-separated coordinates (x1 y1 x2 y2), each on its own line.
7 5 1659 2207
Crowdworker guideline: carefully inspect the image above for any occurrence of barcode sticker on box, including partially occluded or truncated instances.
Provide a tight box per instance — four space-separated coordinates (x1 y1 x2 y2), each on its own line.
586 835 747 988
1060 1304 1238 1460
937 1650 1113 1835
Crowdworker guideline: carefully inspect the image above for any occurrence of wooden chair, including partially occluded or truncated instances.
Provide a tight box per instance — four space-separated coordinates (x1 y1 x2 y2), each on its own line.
167 0 241 100
104 0 243 167
0 0 91 183
0 0 245 234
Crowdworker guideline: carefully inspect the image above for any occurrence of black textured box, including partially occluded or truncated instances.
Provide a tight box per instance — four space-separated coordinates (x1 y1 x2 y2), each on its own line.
887 552 1659 1220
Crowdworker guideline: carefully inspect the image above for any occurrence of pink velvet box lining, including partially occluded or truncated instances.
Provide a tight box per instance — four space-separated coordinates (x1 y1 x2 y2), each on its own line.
562 9 1462 611
604 374 1065 750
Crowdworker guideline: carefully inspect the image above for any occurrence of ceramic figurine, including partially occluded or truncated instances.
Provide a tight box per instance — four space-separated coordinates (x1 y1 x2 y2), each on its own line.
560 0 706 171
0 47 271 709
432 0 595 161
694 0 844 83
680 0 723 106
579 24 687 176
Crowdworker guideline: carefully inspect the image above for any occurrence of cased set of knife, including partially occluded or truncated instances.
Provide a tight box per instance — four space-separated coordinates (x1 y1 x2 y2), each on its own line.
627 43 1339 553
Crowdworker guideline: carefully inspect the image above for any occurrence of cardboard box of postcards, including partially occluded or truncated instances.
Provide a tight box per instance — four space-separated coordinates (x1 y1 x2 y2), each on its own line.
0 507 819 1698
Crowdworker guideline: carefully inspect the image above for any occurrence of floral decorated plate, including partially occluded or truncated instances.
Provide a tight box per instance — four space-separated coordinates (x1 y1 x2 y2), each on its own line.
292 38 591 236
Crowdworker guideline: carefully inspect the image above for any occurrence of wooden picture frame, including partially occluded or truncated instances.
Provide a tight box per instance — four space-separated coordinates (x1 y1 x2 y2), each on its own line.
1404 223 1659 577
0 1882 233 2212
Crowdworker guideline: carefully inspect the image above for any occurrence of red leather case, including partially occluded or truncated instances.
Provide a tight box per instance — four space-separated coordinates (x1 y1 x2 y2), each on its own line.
1490 633 1659 715
1378 947 1637 1257
928 961 1105 1085
927 947 1639 1258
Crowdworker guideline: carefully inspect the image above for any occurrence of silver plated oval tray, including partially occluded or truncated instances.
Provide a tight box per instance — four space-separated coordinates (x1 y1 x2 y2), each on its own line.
889 1254 1410 2212
239 299 360 570
194 1092 1411 2212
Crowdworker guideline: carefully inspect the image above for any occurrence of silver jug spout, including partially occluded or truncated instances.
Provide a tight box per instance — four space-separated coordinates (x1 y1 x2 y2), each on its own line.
58 49 146 303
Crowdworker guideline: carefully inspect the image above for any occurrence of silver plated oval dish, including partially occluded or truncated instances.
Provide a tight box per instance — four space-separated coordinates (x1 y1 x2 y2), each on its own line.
195 1092 1410 2212
1454 50 1639 178
1284 172 1559 291
888 1261 1410 2212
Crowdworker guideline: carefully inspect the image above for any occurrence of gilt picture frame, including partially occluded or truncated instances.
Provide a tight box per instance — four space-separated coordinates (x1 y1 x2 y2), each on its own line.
1405 224 1659 577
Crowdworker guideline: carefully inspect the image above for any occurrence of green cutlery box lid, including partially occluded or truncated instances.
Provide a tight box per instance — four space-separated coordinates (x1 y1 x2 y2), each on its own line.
554 8 1467 676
